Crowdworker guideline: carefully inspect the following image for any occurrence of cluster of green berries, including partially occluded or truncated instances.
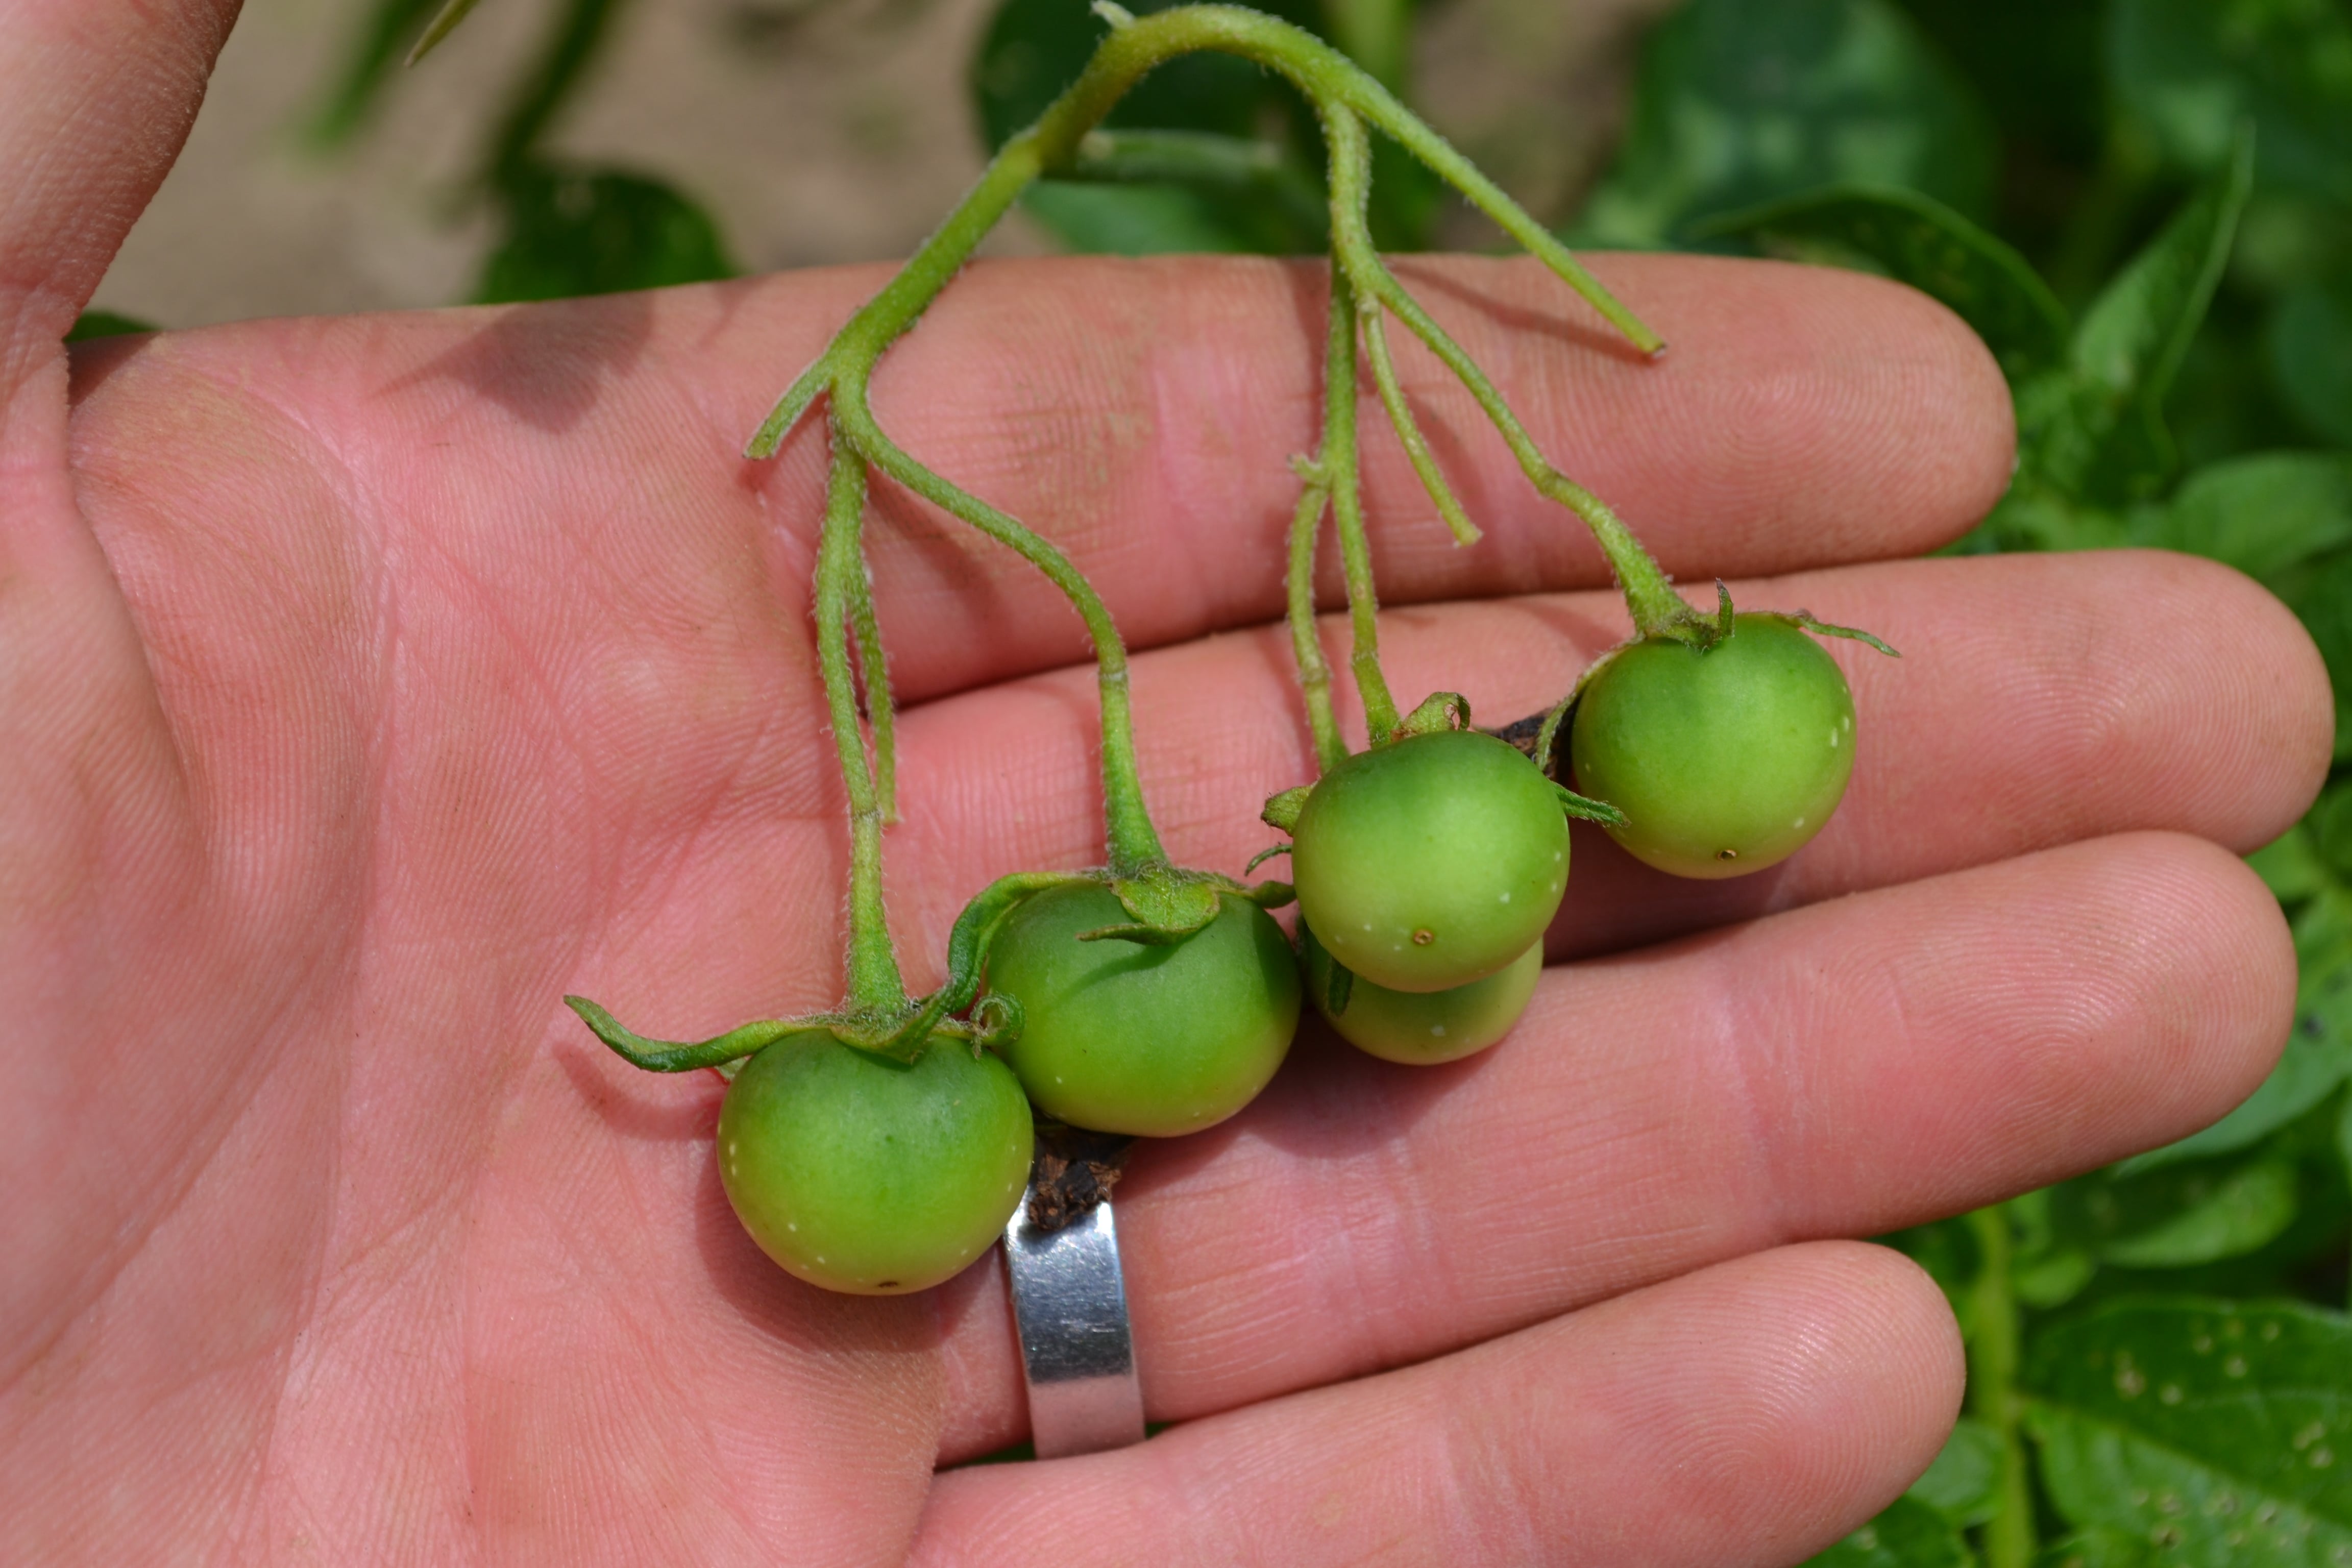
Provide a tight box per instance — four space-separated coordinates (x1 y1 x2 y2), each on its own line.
566 5 1894 1298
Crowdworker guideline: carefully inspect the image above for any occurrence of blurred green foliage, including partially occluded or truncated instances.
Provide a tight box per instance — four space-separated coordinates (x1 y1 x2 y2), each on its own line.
251 2 2350 1560
1600 1 2352 1560
303 0 737 303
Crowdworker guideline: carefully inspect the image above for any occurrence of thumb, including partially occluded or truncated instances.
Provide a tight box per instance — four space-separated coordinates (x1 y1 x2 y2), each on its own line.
0 0 240 378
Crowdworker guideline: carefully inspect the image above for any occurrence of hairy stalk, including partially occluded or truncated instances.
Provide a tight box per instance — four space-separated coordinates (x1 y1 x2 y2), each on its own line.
1284 473 1347 772
1360 298 1480 547
816 437 911 1015
1316 255 1400 745
1320 135 1694 638
848 551 896 822
1967 1205 2038 1568
833 395 1167 876
742 4 1665 847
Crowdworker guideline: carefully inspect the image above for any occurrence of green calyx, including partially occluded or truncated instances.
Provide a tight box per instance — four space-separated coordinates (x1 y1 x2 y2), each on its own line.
564 993 1020 1077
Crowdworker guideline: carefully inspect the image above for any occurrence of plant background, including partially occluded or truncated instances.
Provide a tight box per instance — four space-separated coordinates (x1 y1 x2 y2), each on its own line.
76 2 2352 1564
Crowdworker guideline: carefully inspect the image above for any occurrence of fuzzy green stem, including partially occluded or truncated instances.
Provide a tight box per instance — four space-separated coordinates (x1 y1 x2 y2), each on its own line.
1966 1205 2037 1568
1316 252 1400 745
832 395 1167 876
1360 299 1480 547
1323 164 1695 638
817 437 910 1015
847 550 896 823
1284 474 1348 773
740 3 1666 839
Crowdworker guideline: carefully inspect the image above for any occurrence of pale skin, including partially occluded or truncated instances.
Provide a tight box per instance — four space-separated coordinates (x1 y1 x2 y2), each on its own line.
0 3 2335 1564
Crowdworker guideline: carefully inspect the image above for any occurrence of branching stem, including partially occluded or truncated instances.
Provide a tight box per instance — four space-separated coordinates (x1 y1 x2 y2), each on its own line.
816 436 910 1015
748 5 1669 974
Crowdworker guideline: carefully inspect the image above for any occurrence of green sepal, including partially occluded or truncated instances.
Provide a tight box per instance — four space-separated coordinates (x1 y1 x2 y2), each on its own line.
1262 783 1313 834
1107 867 1224 938
1774 609 1901 658
1243 842 1291 873
880 870 1080 1056
967 992 1023 1054
1085 867 1292 943
565 996 810 1073
1554 782 1627 827
1300 923 1354 1017
1235 878 1295 910
1396 690 1471 737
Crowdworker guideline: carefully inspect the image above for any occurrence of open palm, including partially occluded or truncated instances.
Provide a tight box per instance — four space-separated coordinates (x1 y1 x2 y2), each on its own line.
2 6 2332 1564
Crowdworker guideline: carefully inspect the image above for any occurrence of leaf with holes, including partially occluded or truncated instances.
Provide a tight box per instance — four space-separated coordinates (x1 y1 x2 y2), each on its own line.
2024 1299 2352 1563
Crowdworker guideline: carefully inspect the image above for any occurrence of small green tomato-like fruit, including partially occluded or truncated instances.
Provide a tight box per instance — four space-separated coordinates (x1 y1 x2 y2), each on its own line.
1306 933 1542 1064
1291 729 1569 993
985 881 1300 1137
1570 613 1857 879
717 1031 1033 1295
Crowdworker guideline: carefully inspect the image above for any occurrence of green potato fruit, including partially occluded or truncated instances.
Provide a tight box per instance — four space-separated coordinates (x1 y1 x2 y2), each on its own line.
717 1030 1033 1295
1291 729 1569 992
1306 933 1542 1064
1570 614 1857 879
985 881 1301 1136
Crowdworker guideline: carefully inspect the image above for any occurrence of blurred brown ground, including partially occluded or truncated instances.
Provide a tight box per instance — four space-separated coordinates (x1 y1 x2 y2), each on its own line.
93 0 1670 329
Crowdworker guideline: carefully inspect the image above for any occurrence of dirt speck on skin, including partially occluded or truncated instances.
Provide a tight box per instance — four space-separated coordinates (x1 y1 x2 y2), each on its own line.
1023 1120 1133 1232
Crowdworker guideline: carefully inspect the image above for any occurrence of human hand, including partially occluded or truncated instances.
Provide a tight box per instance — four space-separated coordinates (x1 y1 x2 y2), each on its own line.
1 5 2331 1564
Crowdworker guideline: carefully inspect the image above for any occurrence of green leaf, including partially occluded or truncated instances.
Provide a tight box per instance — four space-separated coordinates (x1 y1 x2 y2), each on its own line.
303 0 444 148
474 164 736 304
2249 822 2331 906
1020 183 1275 254
1891 0 2106 167
2264 548 2352 762
1573 0 1999 249
2269 281 2352 448
1909 1416 2005 1526
2022 133 2255 506
2129 453 2352 578
1799 1493 1974 1566
2025 1298 2352 1562
2016 1246 2099 1310
2313 786 2352 885
407 0 485 65
1697 183 2069 379
2109 0 2352 205
1966 479 2128 553
2121 906 2352 1172
2103 1161 2300 1267
479 0 626 181
65 310 156 341
2034 1525 2156 1568
2054 1158 2299 1263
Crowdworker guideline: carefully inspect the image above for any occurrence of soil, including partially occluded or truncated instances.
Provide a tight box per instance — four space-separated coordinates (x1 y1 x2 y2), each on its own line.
93 0 1670 330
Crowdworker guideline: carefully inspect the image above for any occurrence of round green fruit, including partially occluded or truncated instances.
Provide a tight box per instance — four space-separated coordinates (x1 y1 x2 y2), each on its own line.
1570 613 1857 879
1305 933 1542 1064
1290 729 1569 993
716 1030 1033 1295
984 881 1300 1137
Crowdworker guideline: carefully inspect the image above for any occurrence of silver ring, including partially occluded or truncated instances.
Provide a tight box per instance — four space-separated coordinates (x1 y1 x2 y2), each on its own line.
1002 1134 1146 1459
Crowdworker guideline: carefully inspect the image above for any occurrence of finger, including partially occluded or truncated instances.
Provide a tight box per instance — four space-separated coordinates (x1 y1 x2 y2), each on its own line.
66 253 2012 709
751 250 2014 700
915 1243 1962 1568
1 0 237 363
0 0 250 1389
881 549 2329 967
927 830 2290 1455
